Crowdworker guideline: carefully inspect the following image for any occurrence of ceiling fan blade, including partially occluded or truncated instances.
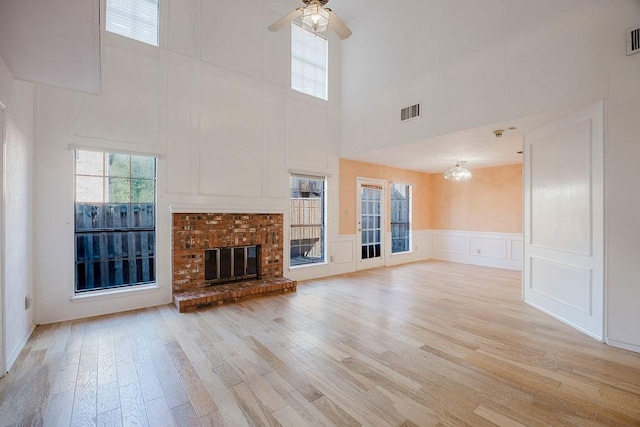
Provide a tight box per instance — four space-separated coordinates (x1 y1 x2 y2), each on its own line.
327 9 352 39
268 8 303 32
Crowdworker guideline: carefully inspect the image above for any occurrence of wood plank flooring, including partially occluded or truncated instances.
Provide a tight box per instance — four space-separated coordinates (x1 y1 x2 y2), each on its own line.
1 260 640 426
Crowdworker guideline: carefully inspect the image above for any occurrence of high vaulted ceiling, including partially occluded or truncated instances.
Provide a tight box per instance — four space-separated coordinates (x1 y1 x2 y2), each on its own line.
1 0 638 175
334 0 640 173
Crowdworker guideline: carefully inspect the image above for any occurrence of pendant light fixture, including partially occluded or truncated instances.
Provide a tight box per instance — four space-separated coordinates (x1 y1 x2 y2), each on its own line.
444 161 472 181
302 3 330 33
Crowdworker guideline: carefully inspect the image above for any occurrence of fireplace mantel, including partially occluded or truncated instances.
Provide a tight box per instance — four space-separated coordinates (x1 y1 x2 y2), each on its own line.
169 204 285 214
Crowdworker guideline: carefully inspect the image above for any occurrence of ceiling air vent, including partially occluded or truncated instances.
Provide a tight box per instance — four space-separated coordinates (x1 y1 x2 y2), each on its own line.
401 103 420 121
627 26 640 56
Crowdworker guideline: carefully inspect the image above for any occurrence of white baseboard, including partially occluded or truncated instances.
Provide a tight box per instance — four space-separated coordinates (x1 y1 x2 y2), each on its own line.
607 338 640 354
7 323 36 371
524 299 603 342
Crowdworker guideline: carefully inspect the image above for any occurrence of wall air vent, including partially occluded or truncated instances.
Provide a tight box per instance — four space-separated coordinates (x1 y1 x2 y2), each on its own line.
401 103 421 121
627 26 640 56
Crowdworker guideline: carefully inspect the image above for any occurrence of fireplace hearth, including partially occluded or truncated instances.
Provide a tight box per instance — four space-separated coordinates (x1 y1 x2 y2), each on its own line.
172 213 296 312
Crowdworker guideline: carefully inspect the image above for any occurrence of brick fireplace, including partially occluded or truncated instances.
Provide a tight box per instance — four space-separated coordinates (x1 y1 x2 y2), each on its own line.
172 213 296 312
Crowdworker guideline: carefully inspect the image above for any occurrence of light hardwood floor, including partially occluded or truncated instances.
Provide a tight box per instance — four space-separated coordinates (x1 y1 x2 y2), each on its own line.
1 260 640 426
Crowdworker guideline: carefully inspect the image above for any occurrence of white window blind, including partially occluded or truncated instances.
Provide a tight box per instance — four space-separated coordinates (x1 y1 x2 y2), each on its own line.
106 0 159 46
291 23 328 100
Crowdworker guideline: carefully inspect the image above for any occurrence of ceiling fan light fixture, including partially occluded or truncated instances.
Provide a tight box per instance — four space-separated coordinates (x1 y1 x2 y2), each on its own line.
302 4 330 33
444 161 472 182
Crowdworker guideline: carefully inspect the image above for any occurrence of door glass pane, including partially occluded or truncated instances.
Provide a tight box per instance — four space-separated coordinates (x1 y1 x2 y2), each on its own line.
360 185 382 260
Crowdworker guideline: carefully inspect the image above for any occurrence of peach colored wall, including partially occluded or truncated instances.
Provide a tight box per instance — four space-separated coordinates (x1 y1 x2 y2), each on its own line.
431 163 522 233
339 159 432 235
339 160 522 236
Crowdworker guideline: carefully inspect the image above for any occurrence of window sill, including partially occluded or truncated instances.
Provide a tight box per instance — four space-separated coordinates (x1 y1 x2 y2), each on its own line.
391 251 413 256
70 283 161 303
289 261 328 270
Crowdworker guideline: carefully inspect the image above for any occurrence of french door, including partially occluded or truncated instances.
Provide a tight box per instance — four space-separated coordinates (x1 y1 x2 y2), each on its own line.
356 179 385 270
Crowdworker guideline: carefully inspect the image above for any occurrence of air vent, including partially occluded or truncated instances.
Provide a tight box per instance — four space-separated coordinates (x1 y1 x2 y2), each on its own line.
627 26 640 56
401 103 420 121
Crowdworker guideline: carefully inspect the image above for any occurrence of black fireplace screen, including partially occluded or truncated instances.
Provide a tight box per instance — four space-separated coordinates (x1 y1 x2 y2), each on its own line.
204 245 259 285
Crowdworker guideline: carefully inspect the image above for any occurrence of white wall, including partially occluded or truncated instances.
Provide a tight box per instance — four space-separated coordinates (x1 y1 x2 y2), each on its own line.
0 55 36 370
606 55 640 352
34 0 346 324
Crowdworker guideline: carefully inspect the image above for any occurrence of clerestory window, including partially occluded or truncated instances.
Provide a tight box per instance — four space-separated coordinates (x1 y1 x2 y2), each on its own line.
291 22 328 100
106 0 159 46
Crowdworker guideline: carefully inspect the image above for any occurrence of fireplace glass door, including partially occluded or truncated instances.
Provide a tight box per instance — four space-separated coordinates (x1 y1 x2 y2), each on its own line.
205 245 259 284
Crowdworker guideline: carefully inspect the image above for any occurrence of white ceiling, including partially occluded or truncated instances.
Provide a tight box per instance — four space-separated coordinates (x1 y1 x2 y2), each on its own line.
0 0 618 174
342 108 574 173
0 0 100 94
326 0 609 173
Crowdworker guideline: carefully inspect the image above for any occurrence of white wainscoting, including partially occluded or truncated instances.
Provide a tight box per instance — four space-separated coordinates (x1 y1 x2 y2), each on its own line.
430 230 523 271
287 235 357 282
385 230 433 266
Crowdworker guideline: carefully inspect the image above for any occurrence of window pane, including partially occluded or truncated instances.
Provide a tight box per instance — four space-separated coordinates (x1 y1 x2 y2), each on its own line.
76 176 104 203
75 151 104 176
132 204 155 228
76 233 103 261
106 0 159 46
108 178 131 203
107 153 131 178
291 23 328 100
391 183 412 253
132 155 155 178
131 179 155 203
75 150 156 292
75 204 104 231
105 204 130 229
290 175 325 266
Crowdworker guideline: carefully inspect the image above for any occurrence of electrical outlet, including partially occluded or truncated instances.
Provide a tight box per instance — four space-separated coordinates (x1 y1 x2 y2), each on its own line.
330 255 334 262
25 295 32 310
476 248 481 255
414 245 418 251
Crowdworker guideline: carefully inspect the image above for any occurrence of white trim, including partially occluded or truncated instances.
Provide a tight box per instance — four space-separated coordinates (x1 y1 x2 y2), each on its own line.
68 144 163 159
70 283 161 303
288 261 328 271
7 324 35 372
524 299 603 342
607 338 640 354
169 205 285 214
289 169 332 178
385 230 432 267
0 104 5 375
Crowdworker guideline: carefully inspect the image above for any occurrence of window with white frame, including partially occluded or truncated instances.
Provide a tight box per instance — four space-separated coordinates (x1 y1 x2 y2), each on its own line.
391 183 411 253
106 0 159 46
74 150 156 292
290 174 326 266
291 22 328 100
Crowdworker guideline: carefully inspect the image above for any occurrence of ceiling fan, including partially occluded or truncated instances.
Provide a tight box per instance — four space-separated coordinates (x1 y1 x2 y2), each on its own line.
268 0 352 40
